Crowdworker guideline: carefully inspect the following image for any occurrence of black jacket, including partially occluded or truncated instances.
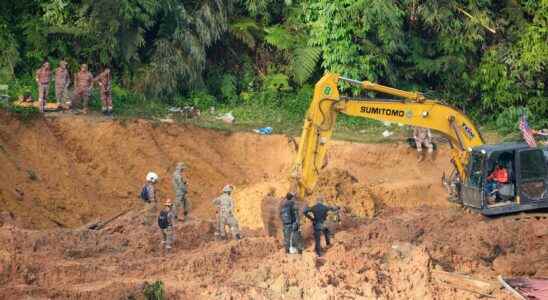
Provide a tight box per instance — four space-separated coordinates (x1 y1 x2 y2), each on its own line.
304 202 338 230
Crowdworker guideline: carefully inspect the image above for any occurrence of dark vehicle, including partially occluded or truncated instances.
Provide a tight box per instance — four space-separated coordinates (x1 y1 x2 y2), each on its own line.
458 143 548 215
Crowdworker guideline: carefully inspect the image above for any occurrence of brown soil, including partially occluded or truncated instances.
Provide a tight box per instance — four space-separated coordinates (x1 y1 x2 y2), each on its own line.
0 112 546 299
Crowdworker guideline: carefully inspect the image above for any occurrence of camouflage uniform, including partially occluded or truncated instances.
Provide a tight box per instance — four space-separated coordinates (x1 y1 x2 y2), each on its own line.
72 65 93 112
212 193 240 239
55 61 70 106
413 127 433 153
172 163 188 220
160 207 175 250
35 63 51 112
93 68 112 113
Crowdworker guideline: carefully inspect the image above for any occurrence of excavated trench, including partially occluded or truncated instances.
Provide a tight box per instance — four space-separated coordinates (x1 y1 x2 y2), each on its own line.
0 112 546 299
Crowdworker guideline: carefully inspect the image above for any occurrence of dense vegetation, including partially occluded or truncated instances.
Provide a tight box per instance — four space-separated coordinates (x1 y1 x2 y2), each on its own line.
0 0 546 132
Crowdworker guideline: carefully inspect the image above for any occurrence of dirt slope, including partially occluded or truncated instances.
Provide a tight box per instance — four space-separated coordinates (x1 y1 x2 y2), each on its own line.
1 112 545 299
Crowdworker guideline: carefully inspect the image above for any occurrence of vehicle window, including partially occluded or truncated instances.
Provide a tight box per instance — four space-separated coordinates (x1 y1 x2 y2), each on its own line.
520 150 547 180
467 153 483 188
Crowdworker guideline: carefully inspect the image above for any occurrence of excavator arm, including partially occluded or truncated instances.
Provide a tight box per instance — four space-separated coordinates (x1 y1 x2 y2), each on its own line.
293 73 485 198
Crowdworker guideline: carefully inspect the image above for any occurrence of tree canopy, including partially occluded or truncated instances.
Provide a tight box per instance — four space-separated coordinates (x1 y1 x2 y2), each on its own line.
0 0 546 126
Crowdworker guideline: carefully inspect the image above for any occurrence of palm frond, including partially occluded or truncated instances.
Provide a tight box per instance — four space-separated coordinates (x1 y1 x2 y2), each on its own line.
291 47 321 84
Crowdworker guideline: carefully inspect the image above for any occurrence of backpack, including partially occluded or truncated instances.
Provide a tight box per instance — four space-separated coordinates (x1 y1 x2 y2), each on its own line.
280 201 296 224
140 185 150 202
158 210 170 229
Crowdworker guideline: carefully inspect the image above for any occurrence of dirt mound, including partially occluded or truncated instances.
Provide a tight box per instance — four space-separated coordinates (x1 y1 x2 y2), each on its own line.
3 205 546 299
310 168 380 218
4 113 540 299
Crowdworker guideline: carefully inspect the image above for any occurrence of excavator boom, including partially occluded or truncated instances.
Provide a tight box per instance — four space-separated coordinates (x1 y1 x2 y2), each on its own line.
293 73 484 198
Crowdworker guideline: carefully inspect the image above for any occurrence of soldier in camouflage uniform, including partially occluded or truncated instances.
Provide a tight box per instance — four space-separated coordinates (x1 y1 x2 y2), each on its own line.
172 162 188 221
212 185 241 240
413 126 434 162
55 60 71 107
159 198 175 251
71 64 94 113
35 61 51 112
93 67 113 115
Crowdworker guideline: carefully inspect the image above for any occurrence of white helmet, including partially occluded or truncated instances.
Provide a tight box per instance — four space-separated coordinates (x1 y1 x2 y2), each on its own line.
223 185 233 193
146 172 159 183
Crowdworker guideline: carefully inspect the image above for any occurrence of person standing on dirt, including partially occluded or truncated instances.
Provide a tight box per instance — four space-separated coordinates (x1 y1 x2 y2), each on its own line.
35 61 51 112
212 185 241 240
172 162 189 221
93 67 113 115
71 64 94 114
303 196 339 257
279 192 302 254
413 126 434 162
158 198 175 251
55 60 71 108
141 172 159 225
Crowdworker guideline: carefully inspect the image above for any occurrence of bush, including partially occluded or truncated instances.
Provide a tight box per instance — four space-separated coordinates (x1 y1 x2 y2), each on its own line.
188 91 217 110
494 107 532 135
143 280 166 300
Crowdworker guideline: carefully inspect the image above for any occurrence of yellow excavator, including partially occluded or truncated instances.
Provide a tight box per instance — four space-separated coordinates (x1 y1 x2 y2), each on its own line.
292 73 548 216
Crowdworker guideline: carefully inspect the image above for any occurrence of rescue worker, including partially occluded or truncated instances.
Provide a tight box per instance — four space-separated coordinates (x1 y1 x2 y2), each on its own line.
413 126 434 162
71 64 94 113
93 67 113 115
212 185 241 240
158 198 175 251
171 162 188 221
303 196 339 257
484 163 508 202
55 60 70 107
279 192 302 254
35 61 51 112
141 171 159 225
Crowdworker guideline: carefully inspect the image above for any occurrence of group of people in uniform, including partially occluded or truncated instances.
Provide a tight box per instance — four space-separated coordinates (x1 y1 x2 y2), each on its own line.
140 162 339 257
33 60 113 115
140 162 240 251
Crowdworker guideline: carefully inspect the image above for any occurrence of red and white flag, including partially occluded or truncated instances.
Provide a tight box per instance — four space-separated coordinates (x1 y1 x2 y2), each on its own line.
519 115 537 148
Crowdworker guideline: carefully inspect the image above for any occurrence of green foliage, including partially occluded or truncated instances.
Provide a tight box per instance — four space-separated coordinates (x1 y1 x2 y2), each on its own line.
143 280 166 300
2 0 547 136
264 25 295 50
220 74 238 103
7 105 40 122
187 91 218 110
495 107 531 135
0 20 20 82
230 18 262 48
262 73 291 92
291 47 321 84
308 0 404 82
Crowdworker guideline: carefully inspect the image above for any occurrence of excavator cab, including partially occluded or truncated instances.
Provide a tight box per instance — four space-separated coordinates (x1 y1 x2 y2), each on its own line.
461 143 548 215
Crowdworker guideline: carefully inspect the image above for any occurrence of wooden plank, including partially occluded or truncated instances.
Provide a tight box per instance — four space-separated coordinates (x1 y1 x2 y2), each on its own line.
432 270 495 295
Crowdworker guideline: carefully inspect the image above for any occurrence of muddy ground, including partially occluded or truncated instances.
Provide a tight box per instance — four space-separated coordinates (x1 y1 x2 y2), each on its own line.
0 112 546 299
